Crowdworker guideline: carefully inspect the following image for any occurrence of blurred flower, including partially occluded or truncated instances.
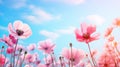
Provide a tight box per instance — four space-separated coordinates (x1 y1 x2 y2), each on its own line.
98 52 115 67
8 20 32 39
104 26 113 37
37 64 46 67
1 35 17 46
27 43 36 51
107 35 114 42
44 55 53 65
91 50 97 57
0 54 6 66
6 47 14 54
24 53 36 63
38 39 55 54
75 22 100 43
62 48 84 65
113 18 120 27
24 64 33 67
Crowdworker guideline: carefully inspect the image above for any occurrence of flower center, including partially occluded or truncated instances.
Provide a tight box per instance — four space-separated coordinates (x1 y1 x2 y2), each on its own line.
70 58 75 62
44 47 48 50
83 33 90 39
16 29 24 36
104 63 108 67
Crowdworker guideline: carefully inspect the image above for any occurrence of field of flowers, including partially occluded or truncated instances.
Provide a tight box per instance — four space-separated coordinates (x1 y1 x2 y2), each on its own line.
0 18 120 67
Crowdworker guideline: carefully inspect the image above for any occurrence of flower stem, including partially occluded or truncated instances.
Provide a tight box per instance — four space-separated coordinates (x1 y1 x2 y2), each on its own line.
13 39 18 67
70 43 73 67
20 51 27 67
16 49 22 67
87 43 96 67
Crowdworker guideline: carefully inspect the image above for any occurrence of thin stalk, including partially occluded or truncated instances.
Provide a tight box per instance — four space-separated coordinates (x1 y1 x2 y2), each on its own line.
86 54 93 67
16 49 22 67
70 43 73 67
52 52 57 67
13 39 18 67
20 51 27 67
59 57 63 67
87 43 96 67
50 54 54 67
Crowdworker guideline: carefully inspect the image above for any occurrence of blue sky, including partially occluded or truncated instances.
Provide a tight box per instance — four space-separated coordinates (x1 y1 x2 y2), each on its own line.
0 0 120 56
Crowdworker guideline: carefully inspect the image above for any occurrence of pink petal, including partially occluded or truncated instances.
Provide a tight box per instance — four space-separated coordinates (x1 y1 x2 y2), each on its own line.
80 22 88 34
75 30 84 42
87 24 96 34
22 24 31 32
13 20 23 30
8 23 16 35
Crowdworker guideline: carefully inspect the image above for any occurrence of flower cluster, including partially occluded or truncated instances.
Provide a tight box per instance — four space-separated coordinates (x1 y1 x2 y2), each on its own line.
0 18 120 67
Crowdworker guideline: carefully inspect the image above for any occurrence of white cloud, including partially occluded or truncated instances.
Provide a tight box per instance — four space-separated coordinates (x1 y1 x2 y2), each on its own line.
56 26 75 34
9 0 26 9
62 0 85 5
0 25 8 31
24 5 61 24
45 0 85 5
39 26 75 40
40 30 59 40
86 15 105 26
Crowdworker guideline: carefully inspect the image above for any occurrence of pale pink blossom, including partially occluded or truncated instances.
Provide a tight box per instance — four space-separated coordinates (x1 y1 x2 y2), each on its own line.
38 39 55 54
44 55 53 65
98 52 116 67
24 53 36 63
91 50 97 57
107 35 114 42
8 20 32 39
27 43 36 51
75 23 100 43
104 26 113 37
62 48 84 65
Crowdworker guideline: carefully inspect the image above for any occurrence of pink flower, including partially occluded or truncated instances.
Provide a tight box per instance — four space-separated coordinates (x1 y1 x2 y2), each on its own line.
107 35 114 42
24 53 36 63
113 17 120 27
75 23 100 43
0 54 6 66
1 35 16 46
104 26 113 37
6 47 14 54
38 39 55 54
62 48 84 65
27 43 36 51
98 52 115 67
44 55 53 64
8 20 32 39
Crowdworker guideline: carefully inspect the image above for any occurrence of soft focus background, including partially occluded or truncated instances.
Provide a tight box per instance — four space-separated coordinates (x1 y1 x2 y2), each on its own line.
0 0 120 57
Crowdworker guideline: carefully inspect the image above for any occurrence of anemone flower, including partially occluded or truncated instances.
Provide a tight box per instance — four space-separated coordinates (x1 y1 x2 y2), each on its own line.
1 35 17 47
98 52 116 67
27 43 36 51
0 54 6 66
6 47 14 54
104 26 113 37
62 48 84 66
8 20 32 39
75 22 100 43
38 39 55 54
